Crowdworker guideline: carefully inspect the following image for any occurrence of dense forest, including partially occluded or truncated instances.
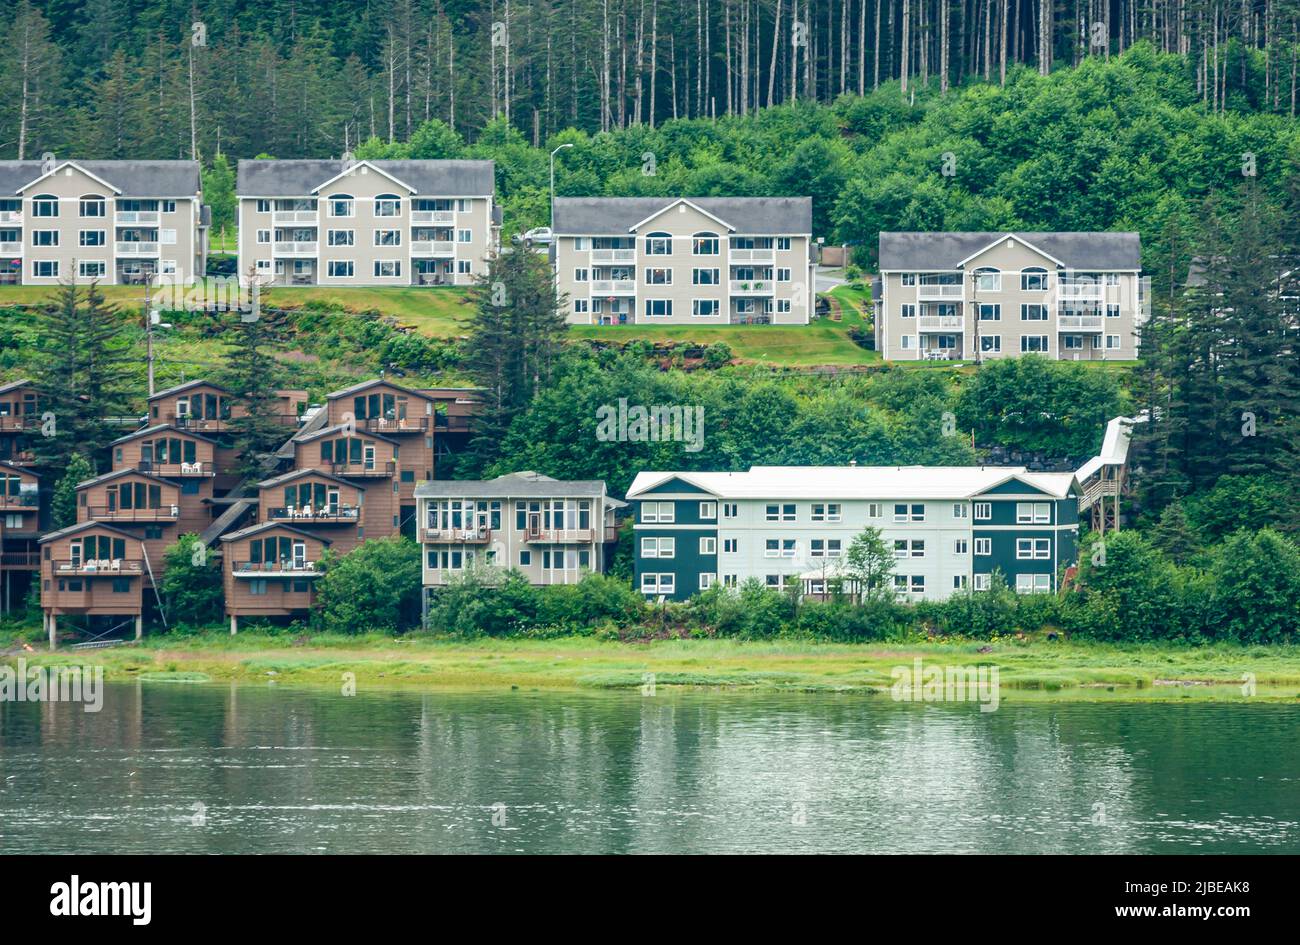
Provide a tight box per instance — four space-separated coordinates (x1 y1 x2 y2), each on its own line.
4 0 1300 161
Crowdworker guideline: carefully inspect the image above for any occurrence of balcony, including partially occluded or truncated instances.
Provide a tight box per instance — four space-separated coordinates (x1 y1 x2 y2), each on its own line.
1059 282 1103 301
173 415 231 433
231 560 321 577
0 242 21 255
591 248 635 264
592 279 636 295
421 526 492 544
0 211 23 225
267 506 361 524
410 240 455 257
0 551 39 570
729 280 773 294
412 210 455 225
274 241 318 256
116 241 159 256
918 283 963 301
134 461 214 477
116 210 159 224
0 492 38 509
273 210 318 225
729 248 774 263
55 559 144 575
86 505 180 522
525 528 595 543
330 461 396 478
361 416 429 434
0 415 35 433
1058 315 1105 331
918 315 964 331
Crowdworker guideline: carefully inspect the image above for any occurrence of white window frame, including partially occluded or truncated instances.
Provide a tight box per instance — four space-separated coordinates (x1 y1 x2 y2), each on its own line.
699 501 717 520
1016 502 1051 524
699 536 717 555
974 538 992 556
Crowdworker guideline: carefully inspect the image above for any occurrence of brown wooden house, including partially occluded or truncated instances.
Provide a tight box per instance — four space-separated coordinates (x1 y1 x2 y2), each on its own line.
0 379 39 466
39 521 149 647
220 521 331 632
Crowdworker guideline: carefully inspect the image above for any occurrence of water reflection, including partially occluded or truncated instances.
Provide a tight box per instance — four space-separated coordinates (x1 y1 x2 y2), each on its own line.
0 683 1296 853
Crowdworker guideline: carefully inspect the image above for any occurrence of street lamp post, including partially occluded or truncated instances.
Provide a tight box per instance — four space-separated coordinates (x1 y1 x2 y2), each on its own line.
550 143 573 232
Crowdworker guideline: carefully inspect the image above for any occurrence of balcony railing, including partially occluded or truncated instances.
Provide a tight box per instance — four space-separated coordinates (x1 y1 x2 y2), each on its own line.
361 416 429 434
134 461 214 477
918 315 964 331
86 505 180 522
116 211 159 224
1059 283 1104 300
0 551 39 569
231 560 320 576
173 415 231 432
410 240 455 256
421 527 492 544
592 279 637 294
330 461 396 478
116 241 159 256
55 559 144 575
0 415 36 433
274 241 318 256
525 527 595 543
273 210 318 225
729 248 774 263
591 248 635 264
0 211 23 225
267 506 361 523
0 493 39 509
412 210 455 225
0 242 21 255
918 283 963 300
729 280 773 294
1058 315 1105 331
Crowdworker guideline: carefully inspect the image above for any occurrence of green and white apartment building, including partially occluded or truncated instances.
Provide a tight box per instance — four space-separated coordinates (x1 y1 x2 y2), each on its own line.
625 466 1081 601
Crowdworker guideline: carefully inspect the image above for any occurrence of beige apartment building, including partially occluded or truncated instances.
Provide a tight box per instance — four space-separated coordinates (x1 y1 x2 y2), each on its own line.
416 473 622 621
0 160 209 286
874 232 1146 361
236 159 499 287
552 197 814 325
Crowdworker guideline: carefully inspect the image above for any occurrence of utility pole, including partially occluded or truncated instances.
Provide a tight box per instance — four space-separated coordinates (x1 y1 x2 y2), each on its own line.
549 142 573 232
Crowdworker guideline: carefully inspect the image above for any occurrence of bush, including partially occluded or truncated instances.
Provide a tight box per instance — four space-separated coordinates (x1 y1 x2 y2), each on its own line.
313 536 423 634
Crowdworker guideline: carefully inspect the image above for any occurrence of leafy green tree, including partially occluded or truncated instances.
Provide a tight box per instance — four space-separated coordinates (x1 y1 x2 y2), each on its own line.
160 534 224 628
1211 529 1300 644
1148 501 1199 565
50 453 93 529
313 537 423 634
843 526 895 603
201 153 237 237
1071 531 1186 641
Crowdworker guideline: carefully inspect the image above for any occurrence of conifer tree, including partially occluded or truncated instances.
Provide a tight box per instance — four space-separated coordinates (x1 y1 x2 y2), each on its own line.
223 281 289 478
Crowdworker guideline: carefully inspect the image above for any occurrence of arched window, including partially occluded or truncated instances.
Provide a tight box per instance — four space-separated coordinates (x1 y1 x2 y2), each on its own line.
329 193 355 218
1021 266 1049 291
645 231 672 256
973 266 1001 292
374 193 401 217
31 194 58 218
78 194 106 218
692 231 720 255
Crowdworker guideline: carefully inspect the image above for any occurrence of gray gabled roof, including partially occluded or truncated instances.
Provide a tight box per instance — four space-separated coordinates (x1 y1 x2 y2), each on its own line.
293 422 399 446
110 423 219 447
878 231 1141 271
236 159 495 197
414 471 608 500
38 519 141 544
219 520 333 544
258 467 356 489
148 379 231 401
0 378 34 396
74 467 172 490
327 377 433 401
552 196 813 236
0 160 201 197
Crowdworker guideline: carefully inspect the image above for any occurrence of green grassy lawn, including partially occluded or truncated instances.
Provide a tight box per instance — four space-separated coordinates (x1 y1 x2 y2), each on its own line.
260 285 473 333
6 633 1299 701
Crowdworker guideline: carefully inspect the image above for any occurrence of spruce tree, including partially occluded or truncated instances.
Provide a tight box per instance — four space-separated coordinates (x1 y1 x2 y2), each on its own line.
50 453 94 530
223 284 289 478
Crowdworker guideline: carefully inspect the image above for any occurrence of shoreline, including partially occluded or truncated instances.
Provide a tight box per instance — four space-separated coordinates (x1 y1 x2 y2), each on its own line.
4 634 1300 702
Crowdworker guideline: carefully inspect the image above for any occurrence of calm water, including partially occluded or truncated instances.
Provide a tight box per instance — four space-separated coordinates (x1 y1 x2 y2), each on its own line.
0 683 1297 854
